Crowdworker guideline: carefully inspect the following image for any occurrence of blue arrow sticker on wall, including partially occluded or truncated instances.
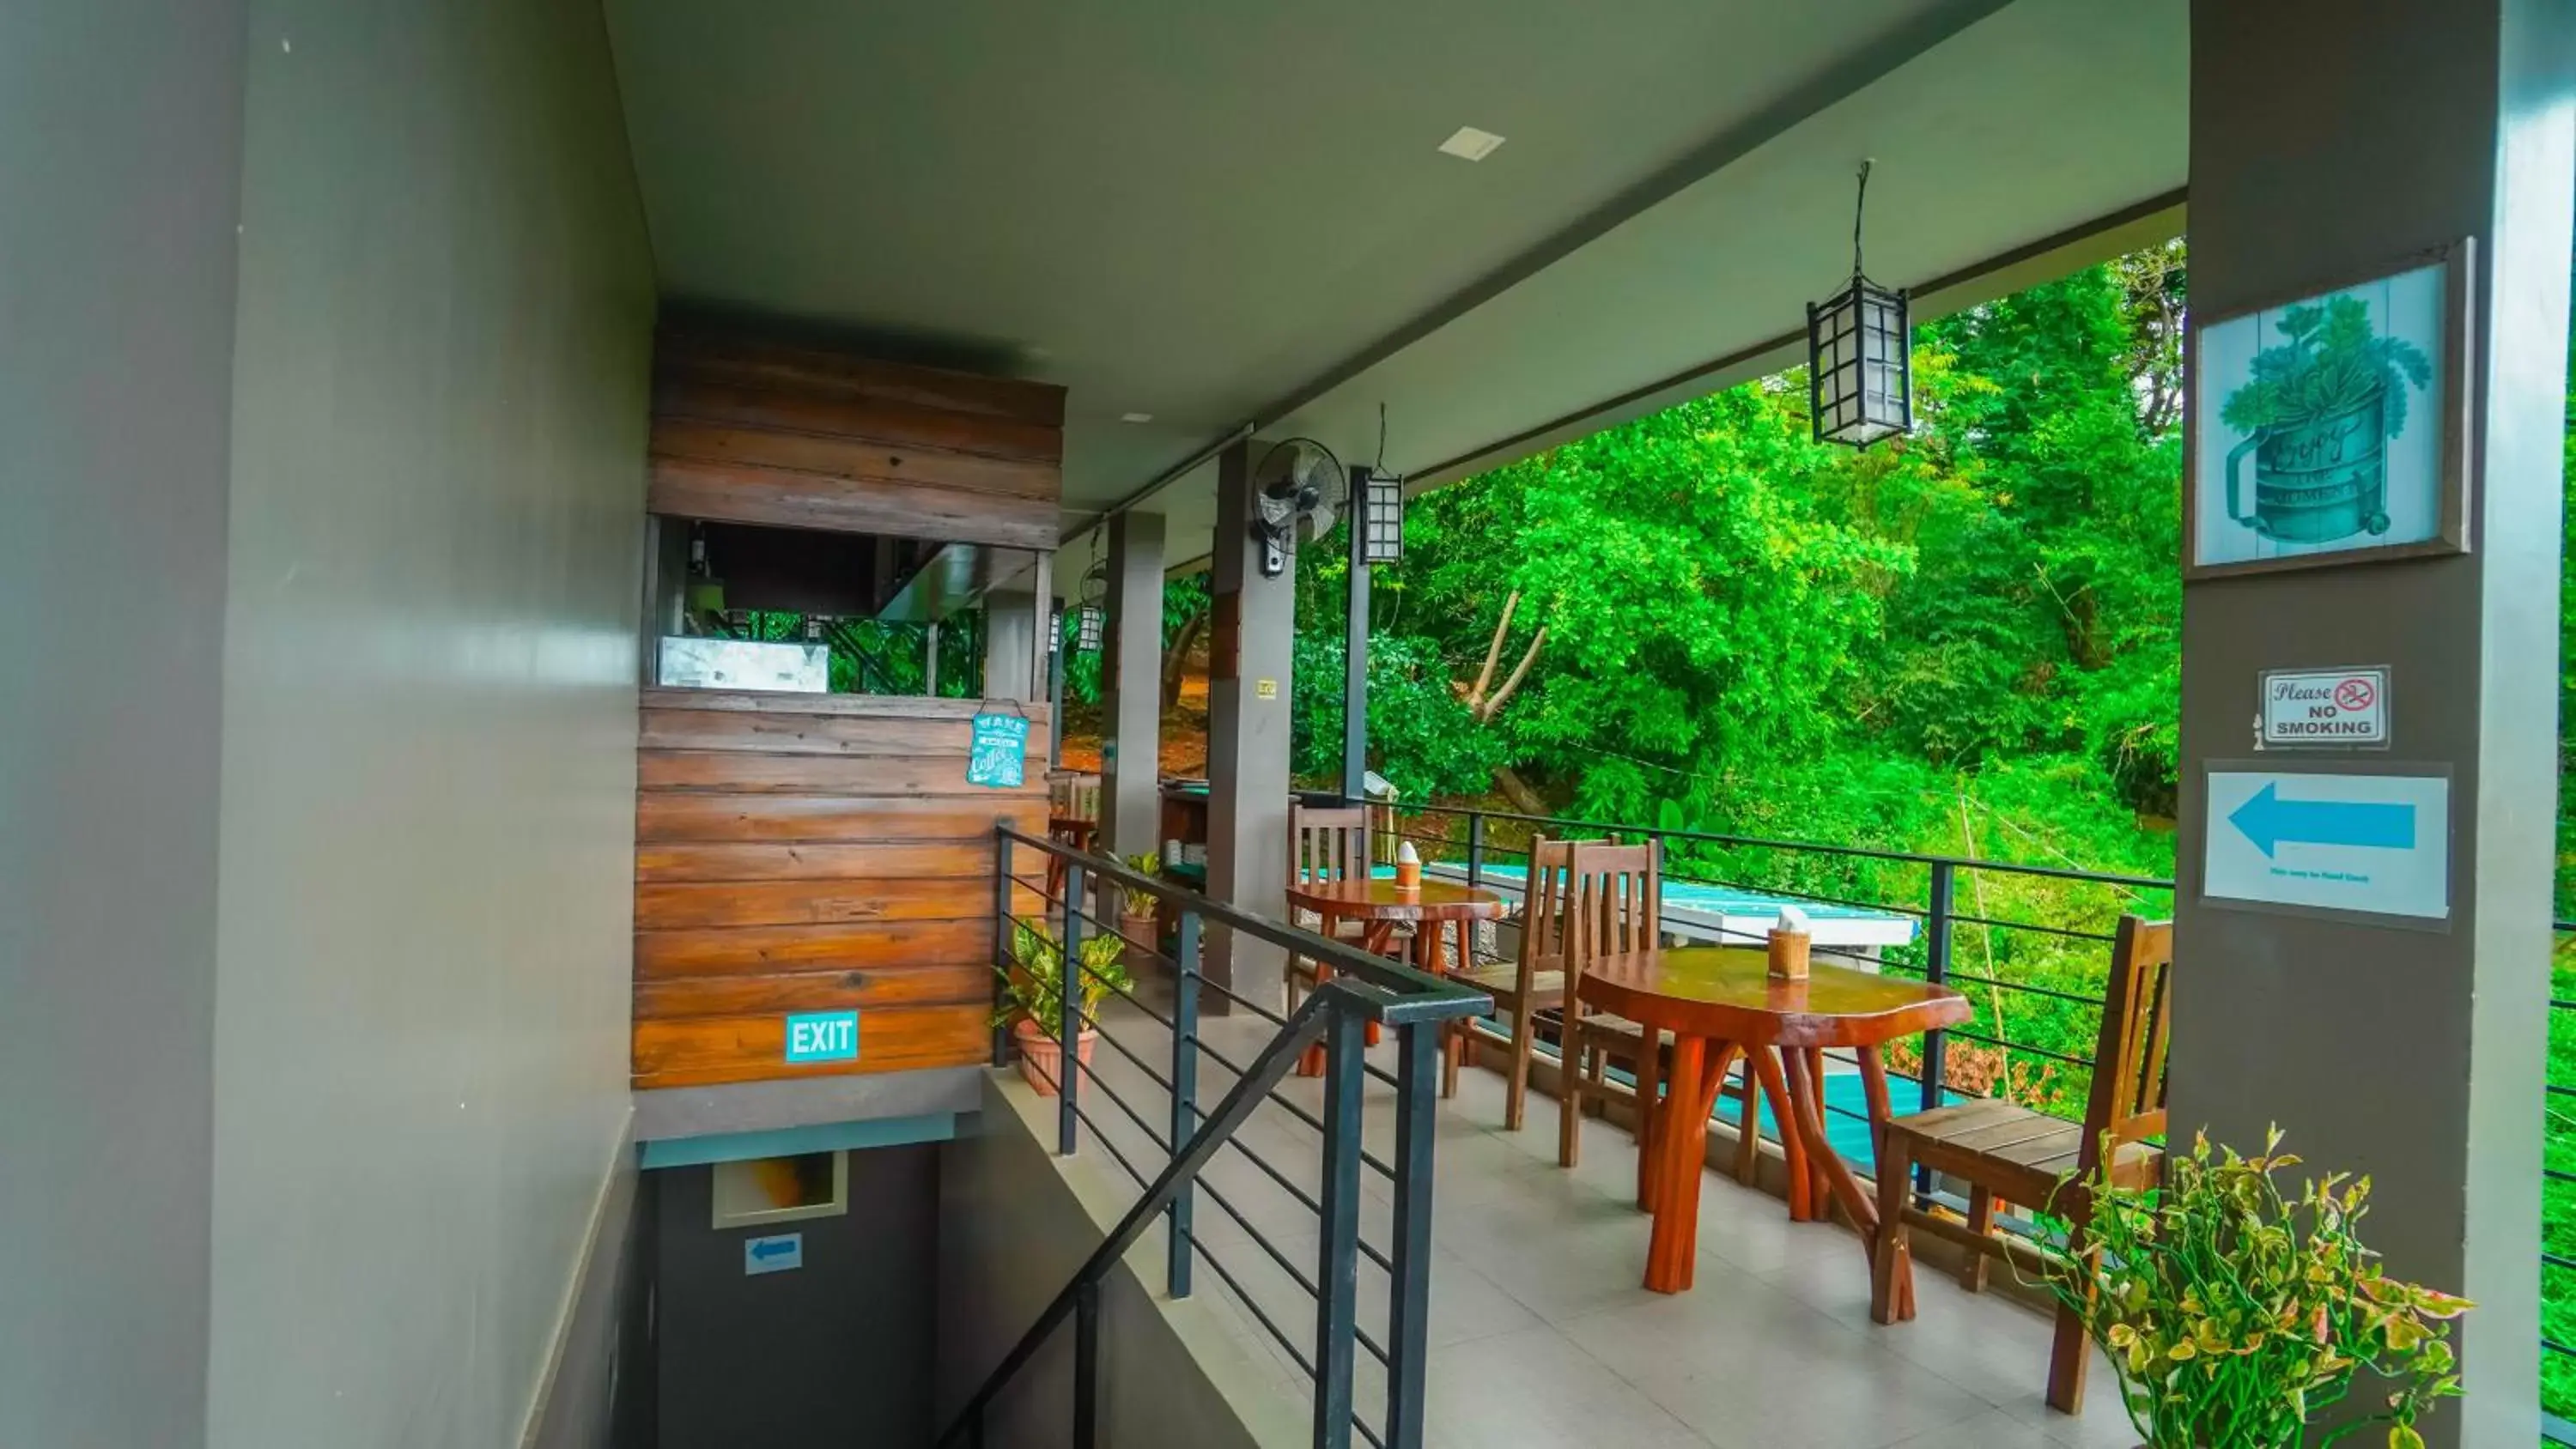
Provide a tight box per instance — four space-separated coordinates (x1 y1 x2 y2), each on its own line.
744 1233 804 1276
2227 782 2416 858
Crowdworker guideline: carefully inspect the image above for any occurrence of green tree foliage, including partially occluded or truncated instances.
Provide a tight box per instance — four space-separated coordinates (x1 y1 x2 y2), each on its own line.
1299 252 2184 867
1288 251 2188 1121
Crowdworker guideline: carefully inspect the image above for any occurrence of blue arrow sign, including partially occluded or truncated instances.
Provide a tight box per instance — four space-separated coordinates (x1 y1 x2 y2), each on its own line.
744 1233 804 1275
2227 781 2415 858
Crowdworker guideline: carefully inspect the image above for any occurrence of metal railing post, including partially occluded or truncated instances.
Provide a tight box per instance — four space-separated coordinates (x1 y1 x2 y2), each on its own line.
1917 860 1954 1200
1060 861 1086 1156
1382 1018 1439 1449
993 827 1014 1068
1466 810 1485 892
1073 1278 1099 1449
1310 1000 1367 1449
1167 909 1200 1299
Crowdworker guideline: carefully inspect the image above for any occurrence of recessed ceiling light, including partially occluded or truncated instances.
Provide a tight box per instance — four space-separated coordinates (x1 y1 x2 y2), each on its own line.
1437 126 1505 161
1120 412 1154 424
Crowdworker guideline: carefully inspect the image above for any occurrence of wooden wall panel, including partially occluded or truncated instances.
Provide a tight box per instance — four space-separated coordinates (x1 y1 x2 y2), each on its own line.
635 794 1044 845
645 330 1064 549
634 963 993 1022
634 1005 991 1089
656 330 1066 427
646 458 1060 552
632 689 1049 1090
635 919 994 978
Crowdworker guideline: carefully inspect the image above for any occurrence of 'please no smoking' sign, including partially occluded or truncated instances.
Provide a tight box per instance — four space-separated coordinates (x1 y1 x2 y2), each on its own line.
2260 666 2391 748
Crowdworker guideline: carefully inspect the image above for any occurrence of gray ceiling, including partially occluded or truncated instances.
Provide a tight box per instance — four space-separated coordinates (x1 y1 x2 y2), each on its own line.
605 0 2186 580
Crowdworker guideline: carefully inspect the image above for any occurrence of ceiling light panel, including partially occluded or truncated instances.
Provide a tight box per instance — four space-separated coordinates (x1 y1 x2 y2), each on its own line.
1437 126 1506 161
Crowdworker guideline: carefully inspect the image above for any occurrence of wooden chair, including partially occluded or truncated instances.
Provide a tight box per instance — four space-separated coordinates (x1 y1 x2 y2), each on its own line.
1043 815 1097 925
1552 840 1664 1188
1449 837 1580 1131
1048 770 1103 823
1869 914 2172 1416
1282 804 1372 1013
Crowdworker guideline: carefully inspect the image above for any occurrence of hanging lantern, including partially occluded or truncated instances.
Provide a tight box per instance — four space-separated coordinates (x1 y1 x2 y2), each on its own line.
1048 604 1062 654
1807 159 1911 449
1359 469 1405 565
1073 550 1108 654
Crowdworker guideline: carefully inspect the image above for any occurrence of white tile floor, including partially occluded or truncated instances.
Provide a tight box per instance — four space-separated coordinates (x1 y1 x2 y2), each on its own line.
1066 997 2141 1449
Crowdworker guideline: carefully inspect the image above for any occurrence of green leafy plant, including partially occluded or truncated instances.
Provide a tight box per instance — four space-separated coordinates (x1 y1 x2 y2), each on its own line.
2219 295 2432 441
1000 916 1133 1031
2043 1129 2470 1448
1123 852 1163 878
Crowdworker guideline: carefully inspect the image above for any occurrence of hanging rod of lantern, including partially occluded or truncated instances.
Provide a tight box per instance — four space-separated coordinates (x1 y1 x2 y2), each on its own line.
1807 159 1912 449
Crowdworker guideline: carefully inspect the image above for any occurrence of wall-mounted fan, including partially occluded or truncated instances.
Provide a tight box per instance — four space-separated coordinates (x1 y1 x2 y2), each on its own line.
1249 438 1346 578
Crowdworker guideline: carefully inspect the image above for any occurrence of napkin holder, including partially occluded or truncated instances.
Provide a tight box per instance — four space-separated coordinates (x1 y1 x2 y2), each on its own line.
1766 925 1812 983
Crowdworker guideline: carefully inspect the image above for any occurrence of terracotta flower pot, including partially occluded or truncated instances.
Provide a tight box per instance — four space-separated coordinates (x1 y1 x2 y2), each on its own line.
1012 1016 1097 1097
1121 909 1161 972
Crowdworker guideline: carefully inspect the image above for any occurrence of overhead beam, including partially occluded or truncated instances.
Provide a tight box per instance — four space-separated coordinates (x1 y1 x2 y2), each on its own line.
1059 0 2017 550
1407 190 2189 489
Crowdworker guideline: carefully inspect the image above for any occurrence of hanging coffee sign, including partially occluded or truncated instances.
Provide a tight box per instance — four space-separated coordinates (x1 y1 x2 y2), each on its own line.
2184 239 2473 579
2258 666 2390 749
966 710 1029 789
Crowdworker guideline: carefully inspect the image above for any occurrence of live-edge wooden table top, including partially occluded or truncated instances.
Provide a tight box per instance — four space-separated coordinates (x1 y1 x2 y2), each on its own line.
1578 945 1968 1047
1284 878 1506 925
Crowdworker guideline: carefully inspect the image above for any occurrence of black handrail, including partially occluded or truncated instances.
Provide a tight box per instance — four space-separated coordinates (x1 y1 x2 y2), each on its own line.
999 824 1488 1026
1403 800 2177 891
945 824 1490 1449
1400 799 2170 1193
935 983 1341 1446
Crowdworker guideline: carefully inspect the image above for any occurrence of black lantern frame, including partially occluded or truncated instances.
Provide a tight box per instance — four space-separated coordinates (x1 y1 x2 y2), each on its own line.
1359 470 1405 564
1807 275 1911 447
1074 601 1104 654
1807 159 1911 450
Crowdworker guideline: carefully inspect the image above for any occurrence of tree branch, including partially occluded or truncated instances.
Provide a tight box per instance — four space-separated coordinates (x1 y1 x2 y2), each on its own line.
1468 591 1520 707
1477 626 1546 723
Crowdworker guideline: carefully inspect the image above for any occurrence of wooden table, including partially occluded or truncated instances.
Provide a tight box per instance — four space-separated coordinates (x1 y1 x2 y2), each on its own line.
1283 878 1506 1082
1578 946 1969 1301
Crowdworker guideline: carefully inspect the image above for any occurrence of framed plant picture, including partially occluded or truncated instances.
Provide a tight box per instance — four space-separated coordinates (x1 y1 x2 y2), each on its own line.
2184 239 2473 579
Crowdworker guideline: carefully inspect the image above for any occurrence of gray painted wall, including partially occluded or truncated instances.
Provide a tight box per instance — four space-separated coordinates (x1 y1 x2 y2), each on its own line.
203 2 657 1445
653 1149 939 1448
2176 3 2572 1443
0 5 246 1446
938 1077 1284 1449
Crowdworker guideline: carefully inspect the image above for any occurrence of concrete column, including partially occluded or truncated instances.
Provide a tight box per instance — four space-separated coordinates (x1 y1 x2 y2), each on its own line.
2178 5 2571 1442
1206 440 1296 1004
1101 512 1166 867
982 590 1036 704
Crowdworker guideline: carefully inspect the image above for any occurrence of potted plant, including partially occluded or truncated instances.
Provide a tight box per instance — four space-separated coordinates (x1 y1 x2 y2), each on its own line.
1118 853 1164 973
999 915 1132 1096
2218 294 2433 545
2042 1129 2469 1449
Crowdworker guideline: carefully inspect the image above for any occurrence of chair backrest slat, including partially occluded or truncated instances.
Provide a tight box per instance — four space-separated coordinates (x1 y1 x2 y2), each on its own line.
1559 840 1662 1006
1519 837 1577 976
2077 915 2174 1171
1288 805 1370 887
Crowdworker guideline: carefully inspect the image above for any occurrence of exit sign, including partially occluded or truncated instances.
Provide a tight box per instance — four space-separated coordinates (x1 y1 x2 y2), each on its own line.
784 1011 860 1064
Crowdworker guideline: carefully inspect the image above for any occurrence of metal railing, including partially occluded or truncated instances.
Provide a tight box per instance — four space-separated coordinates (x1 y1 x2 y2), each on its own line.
2544 921 2576 1442
1395 802 2576 1440
1396 802 2171 1151
936 826 1490 1449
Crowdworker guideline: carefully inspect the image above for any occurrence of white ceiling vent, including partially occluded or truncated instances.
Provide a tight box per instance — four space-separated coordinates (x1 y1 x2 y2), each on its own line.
1437 126 1506 161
